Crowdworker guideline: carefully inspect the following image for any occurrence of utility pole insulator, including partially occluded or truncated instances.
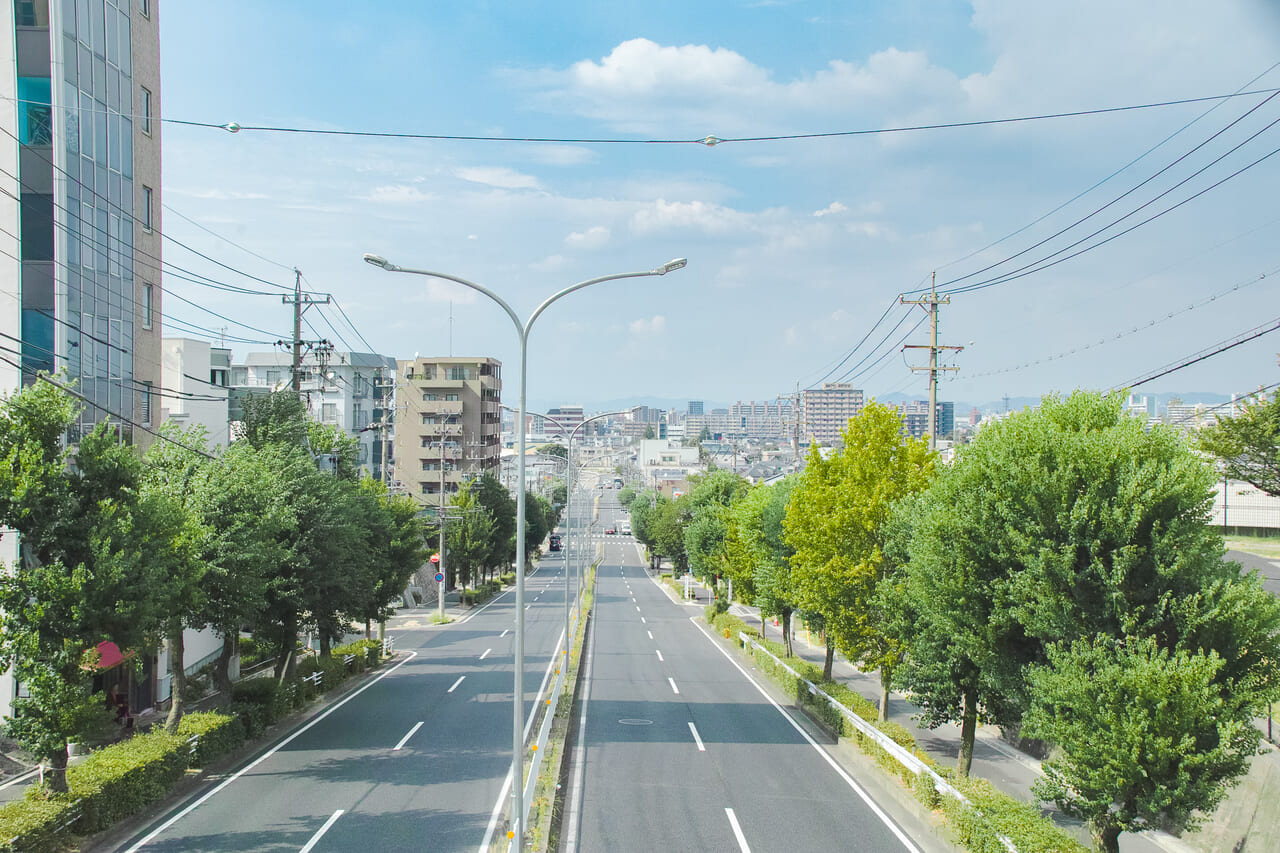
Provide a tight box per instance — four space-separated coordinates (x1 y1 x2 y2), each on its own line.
901 272 963 451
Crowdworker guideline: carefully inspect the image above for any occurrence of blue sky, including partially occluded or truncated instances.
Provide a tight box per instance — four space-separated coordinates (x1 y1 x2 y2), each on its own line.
157 1 1280 411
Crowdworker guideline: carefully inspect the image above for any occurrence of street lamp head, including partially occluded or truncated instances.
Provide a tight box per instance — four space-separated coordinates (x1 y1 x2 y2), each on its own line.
363 253 393 270
657 258 688 275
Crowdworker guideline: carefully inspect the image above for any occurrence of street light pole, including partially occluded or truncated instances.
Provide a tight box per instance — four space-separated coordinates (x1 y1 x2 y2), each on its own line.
362 254 686 845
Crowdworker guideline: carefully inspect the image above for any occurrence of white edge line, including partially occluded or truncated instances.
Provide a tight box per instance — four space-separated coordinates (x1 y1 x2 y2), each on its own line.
563 586 597 853
448 675 466 693
299 809 345 853
689 617 922 853
393 721 424 751
725 807 751 853
479 767 515 853
688 721 706 752
123 651 419 852
668 677 680 695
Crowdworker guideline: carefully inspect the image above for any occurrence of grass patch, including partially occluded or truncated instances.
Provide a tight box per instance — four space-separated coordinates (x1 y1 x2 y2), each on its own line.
1226 534 1280 558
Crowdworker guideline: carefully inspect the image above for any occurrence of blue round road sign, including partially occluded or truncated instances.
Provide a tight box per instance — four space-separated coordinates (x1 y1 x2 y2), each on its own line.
435 572 445 583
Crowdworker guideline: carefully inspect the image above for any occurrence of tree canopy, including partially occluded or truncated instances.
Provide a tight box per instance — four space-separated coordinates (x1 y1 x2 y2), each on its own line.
1197 393 1280 496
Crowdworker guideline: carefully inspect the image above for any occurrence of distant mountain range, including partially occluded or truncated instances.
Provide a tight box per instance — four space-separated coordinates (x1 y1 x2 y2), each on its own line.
536 390 1242 418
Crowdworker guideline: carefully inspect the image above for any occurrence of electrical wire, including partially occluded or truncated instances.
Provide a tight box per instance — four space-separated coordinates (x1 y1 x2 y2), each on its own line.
1112 316 1280 391
834 309 921 384
138 87 1280 145
162 203 295 272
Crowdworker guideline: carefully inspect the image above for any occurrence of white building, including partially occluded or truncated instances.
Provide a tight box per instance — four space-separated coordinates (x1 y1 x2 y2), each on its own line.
161 338 231 448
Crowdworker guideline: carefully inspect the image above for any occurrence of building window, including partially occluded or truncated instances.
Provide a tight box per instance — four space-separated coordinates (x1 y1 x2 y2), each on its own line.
140 381 152 425
142 283 153 328
139 0 150 18
141 86 152 135
423 391 436 401
322 403 339 423
141 185 152 231
446 393 459 402
447 366 471 381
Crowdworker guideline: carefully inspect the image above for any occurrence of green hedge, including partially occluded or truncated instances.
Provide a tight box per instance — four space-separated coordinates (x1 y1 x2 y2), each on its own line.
461 580 502 605
68 730 190 833
0 793 80 853
177 711 245 768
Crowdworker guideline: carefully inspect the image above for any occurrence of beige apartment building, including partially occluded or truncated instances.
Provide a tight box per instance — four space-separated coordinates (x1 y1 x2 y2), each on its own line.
394 356 502 508
802 382 865 447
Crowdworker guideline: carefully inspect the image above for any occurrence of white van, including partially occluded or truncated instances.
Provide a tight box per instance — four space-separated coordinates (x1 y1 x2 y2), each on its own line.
619 521 632 535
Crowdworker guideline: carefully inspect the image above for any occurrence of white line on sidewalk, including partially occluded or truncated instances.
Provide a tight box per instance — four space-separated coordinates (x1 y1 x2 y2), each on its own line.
668 677 680 695
448 676 466 693
725 808 751 852
300 810 344 853
122 651 418 853
480 648 492 660
393 722 424 751
655 650 664 662
689 722 706 752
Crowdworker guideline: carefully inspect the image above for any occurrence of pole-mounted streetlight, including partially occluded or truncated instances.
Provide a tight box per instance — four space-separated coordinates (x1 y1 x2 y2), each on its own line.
362 254 686 845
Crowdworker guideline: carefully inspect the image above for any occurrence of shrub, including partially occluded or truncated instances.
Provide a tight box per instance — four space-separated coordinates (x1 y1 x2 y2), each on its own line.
176 711 245 767
231 677 290 727
0 794 80 853
65 730 190 833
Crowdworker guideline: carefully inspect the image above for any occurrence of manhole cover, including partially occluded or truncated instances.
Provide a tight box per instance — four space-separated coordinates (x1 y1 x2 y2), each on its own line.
617 718 653 726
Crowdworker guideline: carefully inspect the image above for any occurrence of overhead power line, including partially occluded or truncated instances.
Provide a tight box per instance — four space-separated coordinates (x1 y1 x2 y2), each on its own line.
142 87 1280 145
1115 316 1280 391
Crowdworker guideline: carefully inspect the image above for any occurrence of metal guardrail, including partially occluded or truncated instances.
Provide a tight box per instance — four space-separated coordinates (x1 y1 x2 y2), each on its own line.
737 631 1018 853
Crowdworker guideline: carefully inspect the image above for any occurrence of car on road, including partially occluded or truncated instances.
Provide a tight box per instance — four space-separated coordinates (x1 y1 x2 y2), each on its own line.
619 522 631 535
605 526 617 534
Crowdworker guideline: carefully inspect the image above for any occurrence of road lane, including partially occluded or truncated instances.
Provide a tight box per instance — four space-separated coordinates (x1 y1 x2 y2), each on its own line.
569 503 929 853
115 559 574 853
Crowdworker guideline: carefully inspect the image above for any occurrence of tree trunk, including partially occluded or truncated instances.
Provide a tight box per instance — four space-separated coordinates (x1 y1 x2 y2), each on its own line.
45 746 69 794
958 685 978 776
365 618 372 640
782 610 793 658
164 618 186 734
823 638 835 681
761 613 766 641
878 666 892 722
1091 820 1121 853
212 631 236 708
319 632 332 659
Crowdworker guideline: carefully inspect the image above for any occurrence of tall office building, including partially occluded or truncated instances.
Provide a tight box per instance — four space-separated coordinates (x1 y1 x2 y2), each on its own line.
1 0 161 721
3 0 162 444
687 400 704 416
801 383 865 447
393 356 502 509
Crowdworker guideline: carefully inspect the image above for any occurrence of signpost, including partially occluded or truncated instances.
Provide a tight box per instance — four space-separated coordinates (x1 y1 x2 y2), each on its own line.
432 554 444 622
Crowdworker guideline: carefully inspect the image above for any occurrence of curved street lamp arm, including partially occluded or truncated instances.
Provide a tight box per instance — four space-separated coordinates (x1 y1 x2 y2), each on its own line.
525 268 675 337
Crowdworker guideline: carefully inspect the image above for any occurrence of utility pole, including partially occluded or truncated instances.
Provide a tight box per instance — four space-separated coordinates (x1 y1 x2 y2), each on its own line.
902 272 963 451
282 268 331 392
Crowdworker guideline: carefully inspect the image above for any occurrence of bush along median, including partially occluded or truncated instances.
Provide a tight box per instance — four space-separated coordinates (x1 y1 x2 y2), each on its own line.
702 609 1089 853
0 638 390 852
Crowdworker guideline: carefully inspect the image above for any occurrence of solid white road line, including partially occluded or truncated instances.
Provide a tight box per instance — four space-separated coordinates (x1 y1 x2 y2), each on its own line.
688 722 706 752
448 676 466 693
393 722 424 751
689 618 922 853
122 651 419 853
563 584 599 853
725 808 751 852
668 677 680 695
478 767 515 853
655 650 664 662
480 648 492 660
300 810 345 853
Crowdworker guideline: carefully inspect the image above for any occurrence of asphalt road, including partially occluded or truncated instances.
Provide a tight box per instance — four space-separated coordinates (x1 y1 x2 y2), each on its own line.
564 492 936 853
108 558 576 853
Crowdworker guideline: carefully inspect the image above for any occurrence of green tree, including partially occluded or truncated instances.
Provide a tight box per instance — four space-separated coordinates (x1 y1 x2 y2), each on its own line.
616 485 637 507
536 442 567 460
785 403 933 702
473 473 516 581
642 424 655 440
629 491 665 566
892 390 1280 781
448 483 495 590
1197 393 1280 495
524 491 553 559
0 382 174 790
650 498 689 572
1024 636 1261 853
727 478 798 653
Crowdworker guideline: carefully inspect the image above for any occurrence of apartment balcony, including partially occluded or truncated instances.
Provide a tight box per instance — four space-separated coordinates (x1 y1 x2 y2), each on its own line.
417 400 464 415
421 423 464 437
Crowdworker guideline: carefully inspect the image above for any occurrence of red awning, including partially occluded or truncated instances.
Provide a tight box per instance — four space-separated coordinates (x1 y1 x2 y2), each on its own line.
91 641 135 670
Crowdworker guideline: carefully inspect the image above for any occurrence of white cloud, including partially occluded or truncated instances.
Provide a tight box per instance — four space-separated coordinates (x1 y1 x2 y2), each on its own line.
831 308 849 322
455 166 541 190
364 184 432 204
630 199 755 235
530 254 568 271
814 201 848 217
565 225 611 249
629 315 667 336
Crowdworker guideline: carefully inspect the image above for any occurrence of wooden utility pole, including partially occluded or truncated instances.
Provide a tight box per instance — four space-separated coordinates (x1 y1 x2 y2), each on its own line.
901 272 963 450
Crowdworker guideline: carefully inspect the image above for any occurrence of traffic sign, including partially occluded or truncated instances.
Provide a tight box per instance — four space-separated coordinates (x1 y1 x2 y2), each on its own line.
435 572 445 583
430 553 440 564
